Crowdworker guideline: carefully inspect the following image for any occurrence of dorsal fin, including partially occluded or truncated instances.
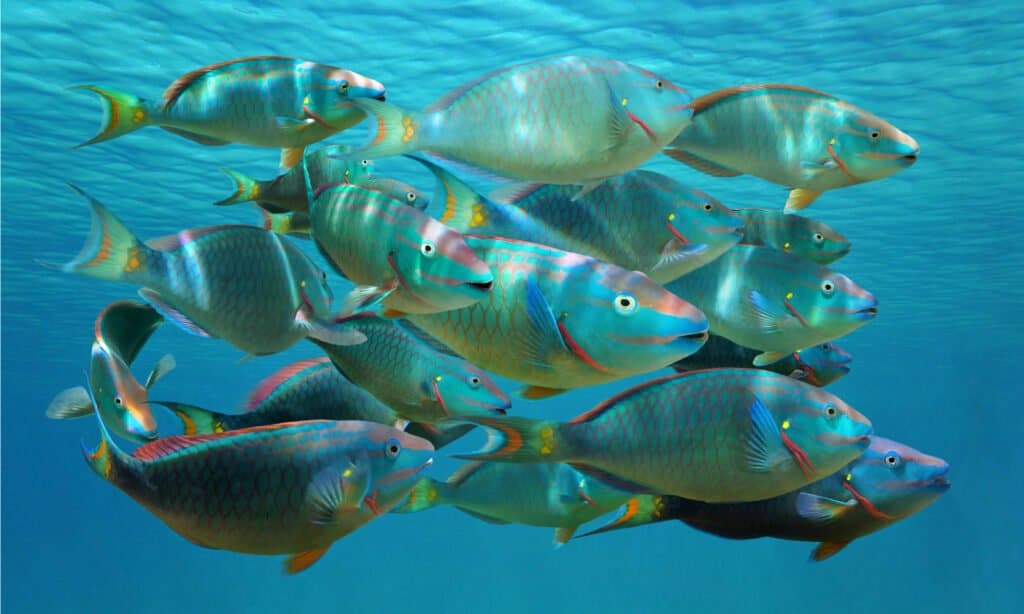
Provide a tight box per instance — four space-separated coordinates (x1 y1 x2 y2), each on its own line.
132 420 326 461
689 84 836 116
446 460 486 485
568 373 688 424
162 56 295 110
244 357 332 412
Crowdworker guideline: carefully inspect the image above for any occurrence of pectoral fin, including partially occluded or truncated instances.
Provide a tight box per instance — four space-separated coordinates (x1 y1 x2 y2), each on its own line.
744 395 790 471
46 386 93 420
138 289 215 338
663 149 743 177
795 492 857 523
144 353 176 389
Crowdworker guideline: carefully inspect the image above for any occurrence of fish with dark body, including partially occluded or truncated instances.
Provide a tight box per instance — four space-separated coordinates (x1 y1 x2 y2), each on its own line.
672 335 853 387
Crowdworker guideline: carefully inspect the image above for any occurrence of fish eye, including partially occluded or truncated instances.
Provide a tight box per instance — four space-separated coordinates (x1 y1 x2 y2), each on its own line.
385 438 401 459
702 203 713 212
361 159 370 167
406 192 417 203
654 79 664 90
420 240 436 258
468 376 481 388
114 396 123 406
884 452 902 467
614 294 638 315
868 129 880 141
820 343 831 351
823 404 838 418
821 280 835 296
321 271 328 283
813 232 824 244
339 82 350 93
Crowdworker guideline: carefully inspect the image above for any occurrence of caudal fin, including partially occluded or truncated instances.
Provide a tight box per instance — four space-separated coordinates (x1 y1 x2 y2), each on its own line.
81 390 131 481
578 496 663 538
391 477 446 513
57 184 153 284
213 168 265 206
69 85 153 148
342 99 425 160
405 154 489 232
451 416 565 463
154 401 226 436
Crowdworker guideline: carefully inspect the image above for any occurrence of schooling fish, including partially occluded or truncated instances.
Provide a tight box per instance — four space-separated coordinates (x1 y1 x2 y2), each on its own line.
456 369 872 502
736 209 850 265
414 156 744 283
51 185 365 357
406 236 709 398
584 436 949 562
310 315 510 423
83 410 433 573
308 182 493 316
72 56 386 170
665 245 876 366
157 357 473 450
664 84 919 212
340 55 692 193
47 300 175 442
672 335 853 387
394 461 631 546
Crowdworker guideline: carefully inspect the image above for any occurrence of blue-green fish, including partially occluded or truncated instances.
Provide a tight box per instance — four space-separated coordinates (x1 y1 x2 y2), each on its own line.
311 315 510 423
83 408 433 574
72 56 386 170
665 245 876 366
584 436 949 562
52 185 365 357
456 369 872 502
672 335 853 387
406 236 709 398
157 357 473 449
414 157 743 283
394 461 631 545
664 84 919 212
341 56 692 192
47 300 175 442
309 183 493 316
736 208 850 265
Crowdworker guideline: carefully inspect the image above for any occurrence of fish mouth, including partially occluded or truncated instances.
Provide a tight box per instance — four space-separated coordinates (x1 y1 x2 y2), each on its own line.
466 280 493 293
857 306 878 320
924 465 951 490
374 93 387 102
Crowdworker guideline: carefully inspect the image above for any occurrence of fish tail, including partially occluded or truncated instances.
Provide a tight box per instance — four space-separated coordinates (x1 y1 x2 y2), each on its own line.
255 206 301 236
345 99 424 159
213 168 265 206
391 477 447 513
578 496 664 538
81 392 131 482
54 184 154 284
405 154 488 232
155 401 225 436
452 416 565 463
68 85 154 148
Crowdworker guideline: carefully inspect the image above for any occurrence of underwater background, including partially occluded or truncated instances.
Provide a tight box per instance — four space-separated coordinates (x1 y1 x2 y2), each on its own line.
2 1 1022 612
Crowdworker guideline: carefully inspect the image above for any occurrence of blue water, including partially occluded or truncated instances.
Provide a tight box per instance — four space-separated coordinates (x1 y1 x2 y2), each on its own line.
3 1 1022 612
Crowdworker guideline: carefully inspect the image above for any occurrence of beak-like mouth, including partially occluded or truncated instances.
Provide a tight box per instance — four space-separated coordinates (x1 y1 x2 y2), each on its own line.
374 93 387 102
859 307 878 318
682 330 709 344
903 153 918 161
467 280 493 293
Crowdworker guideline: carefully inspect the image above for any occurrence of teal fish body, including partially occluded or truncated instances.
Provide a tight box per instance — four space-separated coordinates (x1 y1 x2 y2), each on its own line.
418 157 743 283
343 56 692 186
310 315 510 423
672 335 852 387
73 56 386 167
586 436 949 562
736 209 851 264
84 415 433 573
396 462 630 544
308 183 493 315
407 236 709 397
664 85 919 212
57 186 365 357
458 369 873 502
665 245 876 366
46 300 173 442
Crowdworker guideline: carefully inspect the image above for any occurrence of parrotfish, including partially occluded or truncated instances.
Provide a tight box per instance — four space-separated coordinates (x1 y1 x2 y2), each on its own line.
406 236 709 398
664 84 919 212
72 56 386 170
340 55 693 193
672 335 853 387
394 461 631 545
47 300 175 442
214 144 375 212
413 156 744 283
310 315 510 423
308 182 493 315
83 410 433 573
157 357 474 450
665 245 877 366
255 208 313 238
584 436 949 562
736 208 851 265
456 369 872 502
51 185 365 357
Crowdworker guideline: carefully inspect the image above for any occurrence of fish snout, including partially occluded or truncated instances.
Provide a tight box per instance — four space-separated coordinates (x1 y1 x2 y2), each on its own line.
375 93 387 102
926 463 951 490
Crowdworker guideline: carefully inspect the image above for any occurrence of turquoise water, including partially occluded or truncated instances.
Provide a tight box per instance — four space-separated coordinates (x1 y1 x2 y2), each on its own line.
2 1 1022 612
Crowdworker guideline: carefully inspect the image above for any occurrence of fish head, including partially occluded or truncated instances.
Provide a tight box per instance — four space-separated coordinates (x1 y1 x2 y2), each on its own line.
296 266 336 319
364 427 435 509
661 186 745 262
844 436 950 520
88 342 158 442
310 68 387 128
788 216 851 264
392 217 493 312
832 108 919 182
791 341 853 386
786 265 877 338
360 177 430 211
610 65 693 146
428 362 511 418
780 385 873 476
556 264 709 374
